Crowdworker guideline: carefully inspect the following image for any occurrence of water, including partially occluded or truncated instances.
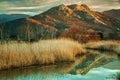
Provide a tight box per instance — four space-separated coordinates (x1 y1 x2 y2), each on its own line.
0 50 120 80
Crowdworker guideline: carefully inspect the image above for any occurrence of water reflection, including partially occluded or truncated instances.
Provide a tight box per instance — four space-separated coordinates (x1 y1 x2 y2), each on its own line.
0 55 86 80
0 63 75 80
0 50 120 80
69 50 117 75
118 55 120 62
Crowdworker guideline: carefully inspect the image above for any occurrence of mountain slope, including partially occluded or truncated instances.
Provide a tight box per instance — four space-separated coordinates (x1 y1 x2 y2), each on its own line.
1 4 120 41
103 9 120 20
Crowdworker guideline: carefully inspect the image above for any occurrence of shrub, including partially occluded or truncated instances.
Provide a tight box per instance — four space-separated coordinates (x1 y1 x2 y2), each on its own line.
60 27 100 43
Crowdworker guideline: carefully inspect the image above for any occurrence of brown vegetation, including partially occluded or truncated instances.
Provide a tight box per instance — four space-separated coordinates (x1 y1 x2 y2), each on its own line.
60 27 100 43
0 39 86 70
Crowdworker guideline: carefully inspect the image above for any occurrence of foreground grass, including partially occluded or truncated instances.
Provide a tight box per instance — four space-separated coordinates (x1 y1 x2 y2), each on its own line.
0 39 86 70
85 41 120 54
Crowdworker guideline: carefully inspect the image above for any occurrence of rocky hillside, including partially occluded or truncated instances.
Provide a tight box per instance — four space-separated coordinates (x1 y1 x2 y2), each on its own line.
1 4 120 41
103 9 120 20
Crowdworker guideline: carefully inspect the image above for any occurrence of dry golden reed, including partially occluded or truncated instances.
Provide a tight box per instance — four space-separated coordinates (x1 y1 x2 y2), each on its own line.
85 41 120 54
0 39 86 70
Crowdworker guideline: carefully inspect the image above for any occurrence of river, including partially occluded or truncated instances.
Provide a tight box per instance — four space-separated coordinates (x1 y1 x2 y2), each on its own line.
0 50 120 80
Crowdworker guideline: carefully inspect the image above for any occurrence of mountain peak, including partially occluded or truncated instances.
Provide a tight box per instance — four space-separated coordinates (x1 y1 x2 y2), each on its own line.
81 4 90 10
58 4 73 16
68 4 90 11
40 4 73 16
59 4 71 11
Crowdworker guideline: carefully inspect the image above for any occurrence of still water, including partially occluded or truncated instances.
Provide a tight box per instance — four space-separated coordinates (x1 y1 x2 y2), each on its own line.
0 50 120 80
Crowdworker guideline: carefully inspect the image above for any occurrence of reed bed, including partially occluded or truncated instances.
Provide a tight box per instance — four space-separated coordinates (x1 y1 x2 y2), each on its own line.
0 39 86 70
85 41 120 54
0 55 87 80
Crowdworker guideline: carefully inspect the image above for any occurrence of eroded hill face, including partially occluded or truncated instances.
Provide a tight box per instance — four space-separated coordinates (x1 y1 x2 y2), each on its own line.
1 4 120 41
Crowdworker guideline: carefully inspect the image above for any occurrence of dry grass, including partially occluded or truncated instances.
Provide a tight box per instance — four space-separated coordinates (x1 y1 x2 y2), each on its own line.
0 39 86 70
0 55 87 80
85 41 120 54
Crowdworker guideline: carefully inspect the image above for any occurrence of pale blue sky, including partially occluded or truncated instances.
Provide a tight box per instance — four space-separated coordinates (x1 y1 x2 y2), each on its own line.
0 0 120 15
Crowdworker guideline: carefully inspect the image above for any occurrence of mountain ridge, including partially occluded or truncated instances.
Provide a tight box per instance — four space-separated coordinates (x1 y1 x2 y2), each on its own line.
103 9 120 20
0 14 30 23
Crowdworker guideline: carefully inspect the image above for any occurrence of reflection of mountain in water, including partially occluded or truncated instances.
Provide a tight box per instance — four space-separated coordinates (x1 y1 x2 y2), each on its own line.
0 51 118 80
69 50 117 75
103 55 120 69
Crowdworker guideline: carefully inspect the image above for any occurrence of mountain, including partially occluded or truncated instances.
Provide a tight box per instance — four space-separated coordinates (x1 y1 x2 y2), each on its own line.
1 4 120 41
103 9 120 20
0 14 30 23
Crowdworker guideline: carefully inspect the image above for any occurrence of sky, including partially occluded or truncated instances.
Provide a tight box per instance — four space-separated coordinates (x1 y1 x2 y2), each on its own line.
0 0 120 16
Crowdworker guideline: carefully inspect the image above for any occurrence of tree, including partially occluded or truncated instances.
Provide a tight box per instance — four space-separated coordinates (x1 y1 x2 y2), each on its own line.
16 21 32 42
0 23 5 40
17 21 57 42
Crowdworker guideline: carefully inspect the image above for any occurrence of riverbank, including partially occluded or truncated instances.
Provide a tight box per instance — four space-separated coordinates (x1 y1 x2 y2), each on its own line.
85 41 120 54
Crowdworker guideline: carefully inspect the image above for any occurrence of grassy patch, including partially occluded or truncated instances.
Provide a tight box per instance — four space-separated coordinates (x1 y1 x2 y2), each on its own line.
0 39 86 70
85 41 120 54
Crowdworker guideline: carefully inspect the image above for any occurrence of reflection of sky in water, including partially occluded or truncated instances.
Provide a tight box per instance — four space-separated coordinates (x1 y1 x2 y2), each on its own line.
1 67 119 80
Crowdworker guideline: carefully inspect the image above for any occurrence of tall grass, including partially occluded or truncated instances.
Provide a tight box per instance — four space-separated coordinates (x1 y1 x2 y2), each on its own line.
0 55 87 79
85 41 120 54
0 39 86 70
